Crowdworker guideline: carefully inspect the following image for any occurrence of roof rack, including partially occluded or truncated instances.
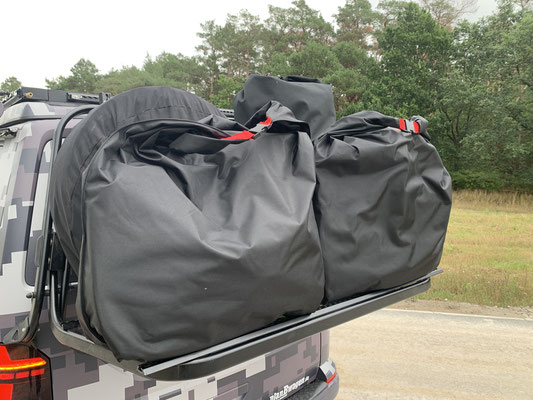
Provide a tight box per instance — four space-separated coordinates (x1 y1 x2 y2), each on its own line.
1 87 111 109
219 108 235 119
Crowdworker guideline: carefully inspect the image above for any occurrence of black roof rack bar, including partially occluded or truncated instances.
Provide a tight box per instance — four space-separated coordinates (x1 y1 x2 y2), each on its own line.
219 108 234 119
1 87 110 109
3 86 228 118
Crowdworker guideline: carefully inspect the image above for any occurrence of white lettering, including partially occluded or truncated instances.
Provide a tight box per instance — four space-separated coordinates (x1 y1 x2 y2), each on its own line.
269 376 311 400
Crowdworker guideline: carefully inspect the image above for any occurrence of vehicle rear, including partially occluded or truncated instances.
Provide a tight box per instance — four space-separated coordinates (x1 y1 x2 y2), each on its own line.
0 88 339 400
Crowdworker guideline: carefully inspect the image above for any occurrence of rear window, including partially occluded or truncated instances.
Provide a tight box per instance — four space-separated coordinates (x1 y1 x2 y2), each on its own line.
0 102 75 128
25 141 52 285
0 137 18 226
0 135 19 255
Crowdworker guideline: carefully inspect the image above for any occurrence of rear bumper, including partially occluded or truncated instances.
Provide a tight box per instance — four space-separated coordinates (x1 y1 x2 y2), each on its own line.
289 375 339 400
289 359 339 400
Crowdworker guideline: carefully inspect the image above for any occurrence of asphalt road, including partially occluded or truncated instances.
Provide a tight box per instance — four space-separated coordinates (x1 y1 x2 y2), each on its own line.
329 309 533 400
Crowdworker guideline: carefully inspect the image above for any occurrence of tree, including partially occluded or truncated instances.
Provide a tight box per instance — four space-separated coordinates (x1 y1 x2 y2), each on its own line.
327 41 377 110
264 0 334 56
46 58 100 92
376 0 411 28
196 11 264 99
433 70 487 170
334 0 379 47
196 20 224 98
209 75 245 108
287 41 341 78
1 76 21 92
262 53 291 76
472 7 533 188
419 0 478 28
376 3 453 116
94 66 157 95
219 11 264 78
7 1 528 192
143 53 210 96
433 3 533 190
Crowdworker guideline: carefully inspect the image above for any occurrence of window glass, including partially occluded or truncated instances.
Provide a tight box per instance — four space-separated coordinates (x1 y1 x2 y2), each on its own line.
0 136 18 230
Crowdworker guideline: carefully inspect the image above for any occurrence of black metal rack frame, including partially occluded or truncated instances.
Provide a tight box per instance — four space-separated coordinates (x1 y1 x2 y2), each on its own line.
3 102 438 381
1 87 110 109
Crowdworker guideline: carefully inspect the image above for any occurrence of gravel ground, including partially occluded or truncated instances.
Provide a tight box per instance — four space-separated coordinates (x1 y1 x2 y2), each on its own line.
329 302 533 399
388 298 533 319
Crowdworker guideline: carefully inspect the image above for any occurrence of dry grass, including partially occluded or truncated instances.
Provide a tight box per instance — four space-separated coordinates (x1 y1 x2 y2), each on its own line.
452 190 533 212
418 191 533 307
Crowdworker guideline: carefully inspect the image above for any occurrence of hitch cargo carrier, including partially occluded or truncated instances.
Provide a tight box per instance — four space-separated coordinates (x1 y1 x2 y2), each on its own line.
49 269 436 381
2 85 448 381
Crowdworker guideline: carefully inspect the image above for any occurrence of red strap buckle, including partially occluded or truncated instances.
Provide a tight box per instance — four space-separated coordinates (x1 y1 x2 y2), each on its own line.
221 117 272 141
259 116 272 126
398 119 420 134
221 130 254 141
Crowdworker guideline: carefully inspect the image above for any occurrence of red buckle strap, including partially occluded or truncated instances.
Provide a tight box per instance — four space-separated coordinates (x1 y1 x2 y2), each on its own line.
259 116 272 126
221 117 272 141
221 130 254 140
398 119 420 134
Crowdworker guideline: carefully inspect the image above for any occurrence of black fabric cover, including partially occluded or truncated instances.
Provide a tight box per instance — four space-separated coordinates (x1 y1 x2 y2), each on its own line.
314 111 452 302
52 86 225 272
233 74 336 138
51 87 324 362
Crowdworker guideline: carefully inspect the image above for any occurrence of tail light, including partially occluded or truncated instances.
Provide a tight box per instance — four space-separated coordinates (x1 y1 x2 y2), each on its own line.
0 345 52 400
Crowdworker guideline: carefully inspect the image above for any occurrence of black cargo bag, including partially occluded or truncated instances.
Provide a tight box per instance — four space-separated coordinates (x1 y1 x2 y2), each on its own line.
233 74 336 138
51 87 325 362
314 111 452 302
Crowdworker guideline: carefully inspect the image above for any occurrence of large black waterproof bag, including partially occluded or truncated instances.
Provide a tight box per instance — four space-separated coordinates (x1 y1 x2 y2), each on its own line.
51 87 324 362
314 111 452 302
233 74 336 138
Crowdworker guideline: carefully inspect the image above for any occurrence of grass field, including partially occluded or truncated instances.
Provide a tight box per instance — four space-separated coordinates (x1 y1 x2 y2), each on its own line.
417 190 533 307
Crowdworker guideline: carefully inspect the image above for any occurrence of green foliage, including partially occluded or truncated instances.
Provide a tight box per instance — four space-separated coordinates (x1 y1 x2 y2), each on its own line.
220 11 264 78
209 75 245 109
377 3 453 115
94 66 156 95
41 1 533 192
287 42 340 79
433 70 487 170
1 76 21 92
376 0 411 28
451 170 506 191
265 0 334 55
444 5 533 191
420 0 476 27
46 58 100 92
263 53 291 76
334 0 378 46
331 41 368 69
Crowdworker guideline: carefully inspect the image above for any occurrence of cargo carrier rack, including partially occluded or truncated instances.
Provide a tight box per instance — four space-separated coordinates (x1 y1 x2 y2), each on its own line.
2 91 439 381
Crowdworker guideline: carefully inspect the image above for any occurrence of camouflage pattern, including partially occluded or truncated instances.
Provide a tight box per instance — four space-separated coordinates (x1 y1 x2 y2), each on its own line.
1 308 325 400
0 103 336 400
0 102 75 127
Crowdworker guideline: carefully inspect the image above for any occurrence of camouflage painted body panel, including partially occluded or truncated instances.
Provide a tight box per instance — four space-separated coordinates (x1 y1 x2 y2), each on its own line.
0 309 322 400
0 102 75 127
0 107 332 400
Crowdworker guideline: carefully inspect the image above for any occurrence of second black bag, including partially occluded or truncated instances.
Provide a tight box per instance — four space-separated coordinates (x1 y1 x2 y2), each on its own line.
314 111 452 302
233 74 336 138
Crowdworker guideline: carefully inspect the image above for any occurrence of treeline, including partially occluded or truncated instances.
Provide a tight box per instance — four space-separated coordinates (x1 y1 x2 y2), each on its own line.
4 0 533 192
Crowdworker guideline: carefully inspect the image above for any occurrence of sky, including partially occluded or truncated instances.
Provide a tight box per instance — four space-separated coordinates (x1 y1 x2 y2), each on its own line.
1 0 498 88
